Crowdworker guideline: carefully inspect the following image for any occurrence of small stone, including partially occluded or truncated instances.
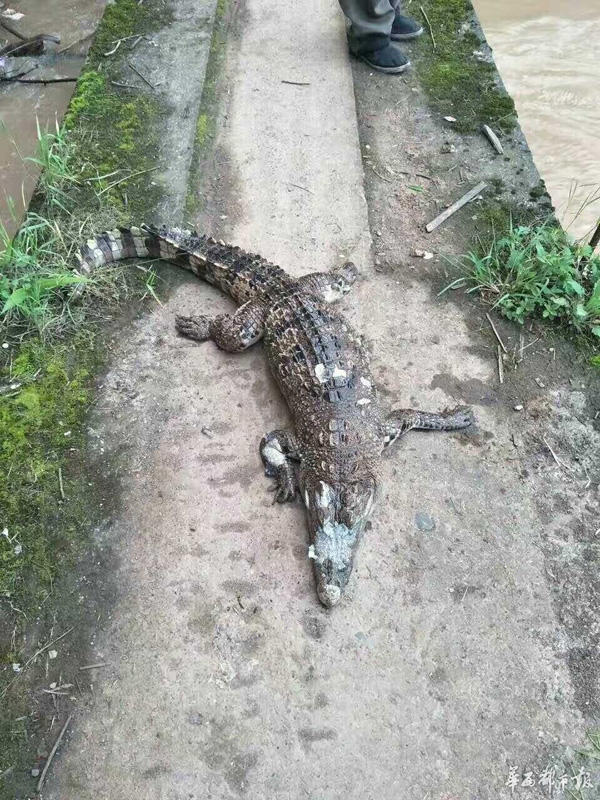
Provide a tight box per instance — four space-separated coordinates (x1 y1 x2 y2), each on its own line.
415 512 436 532
364 144 371 150
12 663 21 672
413 249 434 260
444 116 457 123
48 650 58 660
2 342 9 349
31 769 40 778
513 404 524 411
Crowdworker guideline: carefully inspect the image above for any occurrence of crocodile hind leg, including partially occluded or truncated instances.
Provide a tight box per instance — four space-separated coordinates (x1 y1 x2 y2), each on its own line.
260 430 300 503
381 406 473 449
175 298 265 352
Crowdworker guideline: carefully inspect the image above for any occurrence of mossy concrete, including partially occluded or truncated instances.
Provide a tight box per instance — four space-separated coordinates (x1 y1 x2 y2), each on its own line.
0 0 221 795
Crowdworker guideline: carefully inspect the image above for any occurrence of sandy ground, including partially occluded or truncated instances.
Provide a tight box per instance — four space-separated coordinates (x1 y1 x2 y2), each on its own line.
44 0 600 798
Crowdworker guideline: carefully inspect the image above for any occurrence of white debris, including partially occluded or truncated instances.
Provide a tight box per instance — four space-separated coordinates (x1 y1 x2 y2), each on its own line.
444 116 457 123
360 377 372 387
314 364 327 382
356 398 370 406
1 8 25 20
48 650 58 660
12 663 21 672
413 249 434 260
331 367 347 379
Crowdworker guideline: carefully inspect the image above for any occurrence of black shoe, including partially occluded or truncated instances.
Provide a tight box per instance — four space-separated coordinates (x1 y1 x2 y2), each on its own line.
391 14 424 40
359 43 410 74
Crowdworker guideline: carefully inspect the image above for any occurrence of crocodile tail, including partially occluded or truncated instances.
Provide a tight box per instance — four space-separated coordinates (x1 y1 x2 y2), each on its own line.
75 224 286 301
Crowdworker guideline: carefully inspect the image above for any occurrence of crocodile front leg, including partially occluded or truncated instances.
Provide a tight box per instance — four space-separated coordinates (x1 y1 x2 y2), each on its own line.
382 406 473 449
260 430 300 503
175 298 265 352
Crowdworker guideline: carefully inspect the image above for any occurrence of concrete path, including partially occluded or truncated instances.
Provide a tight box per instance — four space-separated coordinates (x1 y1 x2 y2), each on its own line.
46 1 598 798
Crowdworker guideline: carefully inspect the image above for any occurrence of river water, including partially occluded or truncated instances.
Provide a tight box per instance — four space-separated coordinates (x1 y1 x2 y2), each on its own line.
473 0 600 241
0 0 105 238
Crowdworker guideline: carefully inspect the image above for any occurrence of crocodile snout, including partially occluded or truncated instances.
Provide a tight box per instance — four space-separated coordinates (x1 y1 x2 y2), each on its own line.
317 583 342 608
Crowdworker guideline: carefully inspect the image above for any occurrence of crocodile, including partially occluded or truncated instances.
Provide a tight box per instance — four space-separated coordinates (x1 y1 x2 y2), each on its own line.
77 225 474 607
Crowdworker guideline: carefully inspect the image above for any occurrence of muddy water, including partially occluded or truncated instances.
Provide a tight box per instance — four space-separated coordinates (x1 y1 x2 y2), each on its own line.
473 0 600 240
0 0 105 238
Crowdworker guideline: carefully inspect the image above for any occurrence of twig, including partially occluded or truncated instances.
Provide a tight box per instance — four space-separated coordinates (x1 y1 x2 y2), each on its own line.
420 5 436 50
482 124 504 155
56 33 93 54
79 662 108 671
97 167 158 196
281 79 311 86
485 312 507 353
36 715 73 792
110 80 140 90
369 165 393 183
127 60 155 89
0 627 74 699
425 181 487 233
58 467 65 500
0 18 26 40
2 75 77 84
497 346 504 384
103 39 121 56
288 182 314 194
542 437 573 474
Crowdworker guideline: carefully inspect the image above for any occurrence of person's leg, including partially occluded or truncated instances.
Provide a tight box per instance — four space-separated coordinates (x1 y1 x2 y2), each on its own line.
337 0 396 56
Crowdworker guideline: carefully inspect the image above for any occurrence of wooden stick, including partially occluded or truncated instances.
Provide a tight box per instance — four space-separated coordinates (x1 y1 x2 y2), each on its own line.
127 61 155 89
425 181 487 233
58 467 65 500
497 346 504 384
79 662 108 671
36 715 72 791
482 124 504 155
485 312 507 353
281 79 310 86
420 6 436 50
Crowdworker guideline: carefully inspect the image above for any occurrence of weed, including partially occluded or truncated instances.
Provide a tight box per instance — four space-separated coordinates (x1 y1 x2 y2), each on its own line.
443 220 600 341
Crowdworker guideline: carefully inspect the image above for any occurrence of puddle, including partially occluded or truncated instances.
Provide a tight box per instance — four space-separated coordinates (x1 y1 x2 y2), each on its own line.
0 0 106 237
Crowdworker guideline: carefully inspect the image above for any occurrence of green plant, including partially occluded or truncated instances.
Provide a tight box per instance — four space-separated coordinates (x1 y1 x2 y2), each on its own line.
443 221 600 340
24 121 79 213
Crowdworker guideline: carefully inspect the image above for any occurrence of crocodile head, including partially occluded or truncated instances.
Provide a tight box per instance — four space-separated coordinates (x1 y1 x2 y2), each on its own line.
302 476 377 608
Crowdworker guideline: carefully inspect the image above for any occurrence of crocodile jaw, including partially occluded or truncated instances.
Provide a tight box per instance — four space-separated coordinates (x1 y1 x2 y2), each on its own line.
304 477 376 607
308 521 359 607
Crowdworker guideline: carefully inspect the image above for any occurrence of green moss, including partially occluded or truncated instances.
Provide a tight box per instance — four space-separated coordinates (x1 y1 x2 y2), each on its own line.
0 338 97 611
414 0 516 133
87 0 149 59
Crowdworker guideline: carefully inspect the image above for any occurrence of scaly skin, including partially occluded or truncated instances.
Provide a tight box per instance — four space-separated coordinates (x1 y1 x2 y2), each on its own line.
77 225 474 607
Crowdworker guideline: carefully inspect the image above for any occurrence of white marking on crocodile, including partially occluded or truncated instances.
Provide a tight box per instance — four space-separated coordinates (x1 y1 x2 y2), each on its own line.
314 364 327 382
107 232 122 260
317 481 334 509
332 367 347 379
323 286 342 303
356 398 371 406
304 490 310 508
263 443 286 467
360 377 372 388
310 522 357 569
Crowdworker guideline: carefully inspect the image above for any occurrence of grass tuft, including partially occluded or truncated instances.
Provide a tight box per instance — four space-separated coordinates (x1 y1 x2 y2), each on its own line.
444 220 600 342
